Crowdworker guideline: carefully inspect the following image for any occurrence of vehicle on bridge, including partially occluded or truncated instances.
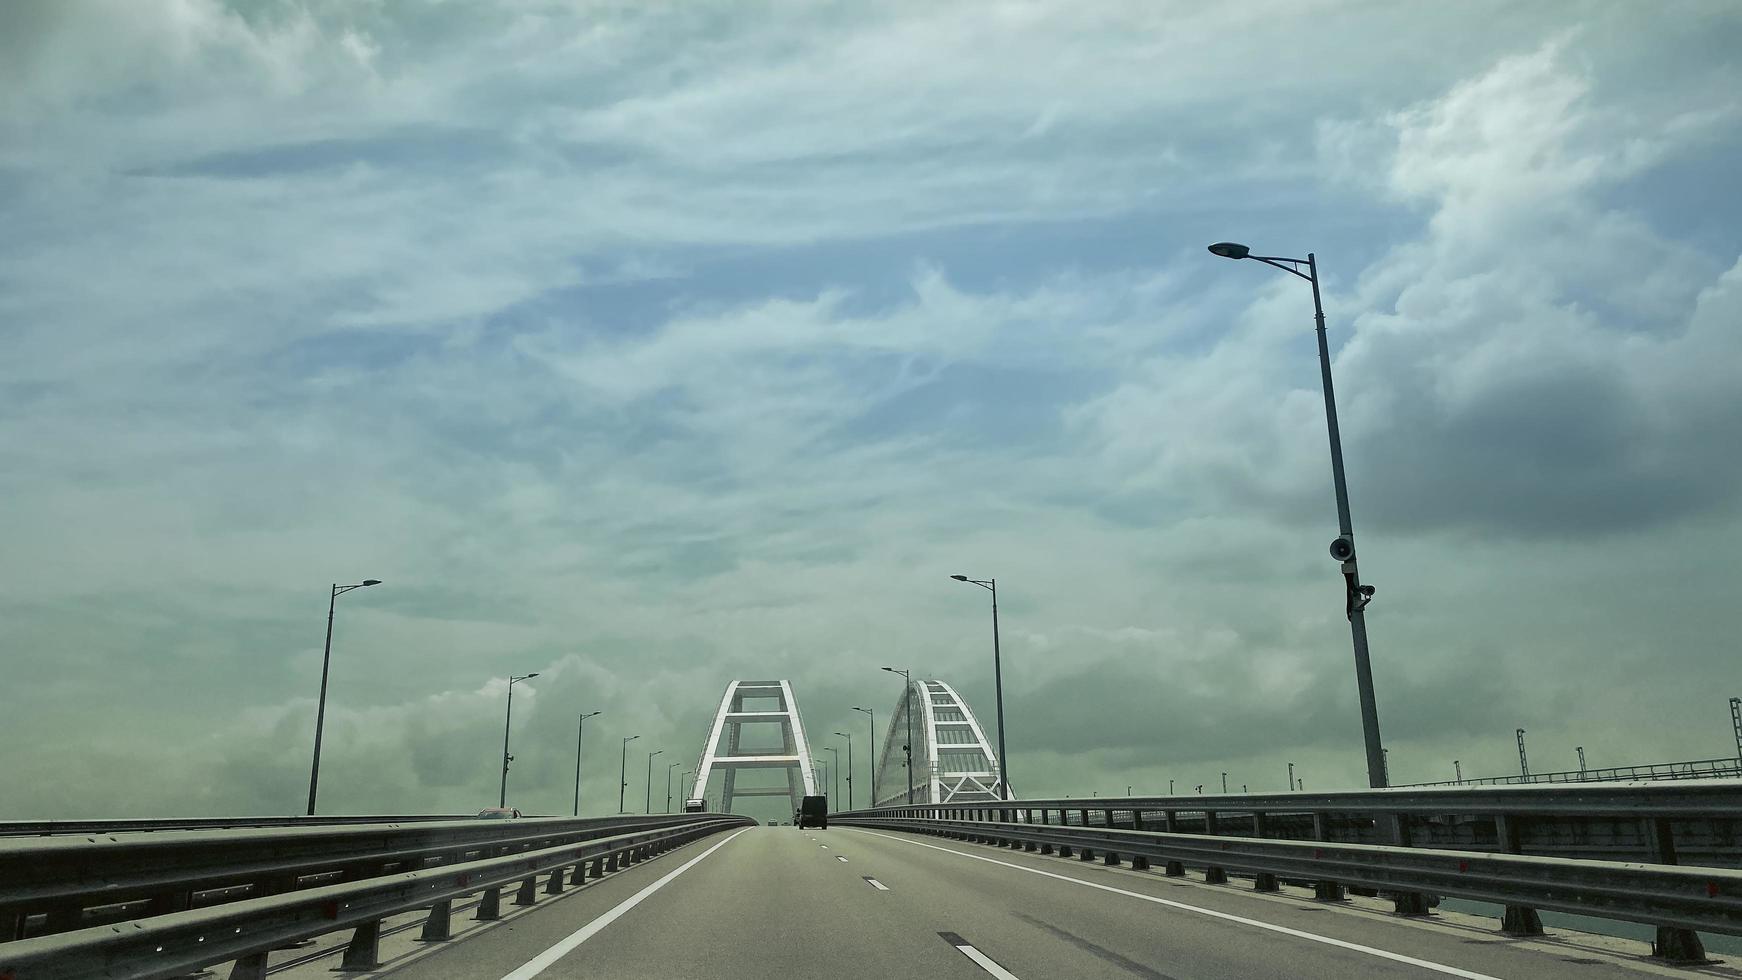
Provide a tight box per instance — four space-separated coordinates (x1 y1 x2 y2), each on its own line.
683 798 706 813
795 794 828 829
475 807 523 819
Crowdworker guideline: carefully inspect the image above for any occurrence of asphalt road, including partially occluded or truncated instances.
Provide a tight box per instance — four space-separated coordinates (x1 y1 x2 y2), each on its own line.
270 826 1736 979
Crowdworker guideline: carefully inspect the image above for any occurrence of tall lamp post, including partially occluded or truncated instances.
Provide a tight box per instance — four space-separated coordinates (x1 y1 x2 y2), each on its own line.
619 735 639 812
852 707 875 805
833 732 854 809
306 579 382 816
950 574 1009 799
573 710 602 816
644 749 663 813
880 667 916 803
500 672 540 808
666 761 682 812
823 745 840 802
682 770 694 803
1207 241 1386 788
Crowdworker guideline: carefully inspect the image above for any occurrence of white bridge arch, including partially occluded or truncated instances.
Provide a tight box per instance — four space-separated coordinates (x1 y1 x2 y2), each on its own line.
874 678 1008 806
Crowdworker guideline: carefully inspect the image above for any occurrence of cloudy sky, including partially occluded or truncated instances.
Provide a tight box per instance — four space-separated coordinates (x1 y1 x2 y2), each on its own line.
3 0 1740 821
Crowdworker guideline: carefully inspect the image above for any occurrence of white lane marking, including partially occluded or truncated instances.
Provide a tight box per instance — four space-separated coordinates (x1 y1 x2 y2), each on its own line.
820 844 829 849
498 829 750 980
941 932 1022 980
863 876 890 891
850 830 1502 980
836 855 849 862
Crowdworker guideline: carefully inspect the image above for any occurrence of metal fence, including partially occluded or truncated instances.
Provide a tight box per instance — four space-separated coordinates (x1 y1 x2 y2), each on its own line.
834 781 1742 962
0 814 475 837
0 812 752 979
1398 757 1742 788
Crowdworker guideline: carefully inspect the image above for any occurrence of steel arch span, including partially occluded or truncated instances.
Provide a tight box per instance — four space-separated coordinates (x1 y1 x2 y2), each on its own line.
873 678 1008 806
690 680 819 815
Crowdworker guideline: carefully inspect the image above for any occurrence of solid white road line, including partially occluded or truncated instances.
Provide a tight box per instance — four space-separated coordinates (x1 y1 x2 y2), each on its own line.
940 932 1023 980
850 830 1503 980
862 876 890 891
497 828 750 980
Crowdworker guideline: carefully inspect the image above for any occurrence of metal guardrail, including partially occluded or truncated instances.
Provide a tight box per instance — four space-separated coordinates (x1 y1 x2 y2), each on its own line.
836 781 1742 869
1399 757 1742 788
835 813 1742 962
0 814 475 837
0 814 750 980
1 813 736 945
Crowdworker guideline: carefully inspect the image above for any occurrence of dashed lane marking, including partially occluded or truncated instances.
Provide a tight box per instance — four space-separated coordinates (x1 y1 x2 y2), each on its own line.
940 932 1023 980
862 876 890 891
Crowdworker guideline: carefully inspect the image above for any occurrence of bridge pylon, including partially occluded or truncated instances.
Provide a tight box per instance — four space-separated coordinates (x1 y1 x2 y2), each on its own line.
691 680 819 815
874 677 1010 806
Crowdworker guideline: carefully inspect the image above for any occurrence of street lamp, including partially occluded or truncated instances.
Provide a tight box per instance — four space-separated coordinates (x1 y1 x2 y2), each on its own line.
1207 241 1386 787
949 574 1009 800
833 732 854 809
1221 771 1228 794
645 749 663 813
824 745 840 802
619 735 639 812
573 710 602 816
500 672 540 808
306 579 382 816
881 667 916 803
666 761 682 812
682 770 694 802
852 707 875 805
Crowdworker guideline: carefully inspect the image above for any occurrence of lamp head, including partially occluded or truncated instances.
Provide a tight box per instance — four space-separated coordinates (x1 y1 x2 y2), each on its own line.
1207 241 1250 260
361 579 382 587
949 574 968 581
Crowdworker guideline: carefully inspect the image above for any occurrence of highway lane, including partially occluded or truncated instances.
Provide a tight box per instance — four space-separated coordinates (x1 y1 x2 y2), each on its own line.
274 826 1735 979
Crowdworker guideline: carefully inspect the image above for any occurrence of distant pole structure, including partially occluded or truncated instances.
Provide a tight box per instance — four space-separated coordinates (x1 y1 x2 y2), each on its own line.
823 745 841 802
1382 748 1391 786
1516 728 1530 779
1169 779 1175 795
1731 698 1742 761
1207 242 1385 788
618 735 639 812
1454 759 1462 783
881 667 916 804
852 707 876 804
1221 772 1228 793
306 579 382 816
950 575 1010 800
1576 746 1587 780
573 710 602 816
644 749 663 813
1287 762 1295 791
666 762 681 812
833 732 855 809
500 672 540 808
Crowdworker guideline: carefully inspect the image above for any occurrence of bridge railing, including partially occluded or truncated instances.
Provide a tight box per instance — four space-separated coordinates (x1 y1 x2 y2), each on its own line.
836 781 1742 867
0 814 478 837
0 811 752 973
833 782 1742 962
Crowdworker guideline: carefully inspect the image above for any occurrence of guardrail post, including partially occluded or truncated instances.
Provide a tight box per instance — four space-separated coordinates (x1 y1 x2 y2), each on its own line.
590 856 606 878
1492 815 1542 935
545 867 566 894
337 920 382 971
606 853 620 872
419 899 453 941
1204 865 1227 884
514 875 539 906
476 886 502 920
1254 872 1279 892
228 950 269 980
1130 811 1150 869
1382 814 1432 915
1165 860 1185 876
1642 817 1706 962
1310 812 1345 900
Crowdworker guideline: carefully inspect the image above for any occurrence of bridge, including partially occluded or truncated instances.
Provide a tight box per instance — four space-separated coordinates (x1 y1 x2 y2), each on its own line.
6 783 1742 978
6 679 1742 977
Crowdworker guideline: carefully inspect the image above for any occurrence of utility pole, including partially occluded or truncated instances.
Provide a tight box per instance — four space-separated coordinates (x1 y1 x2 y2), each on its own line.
1454 759 1462 783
